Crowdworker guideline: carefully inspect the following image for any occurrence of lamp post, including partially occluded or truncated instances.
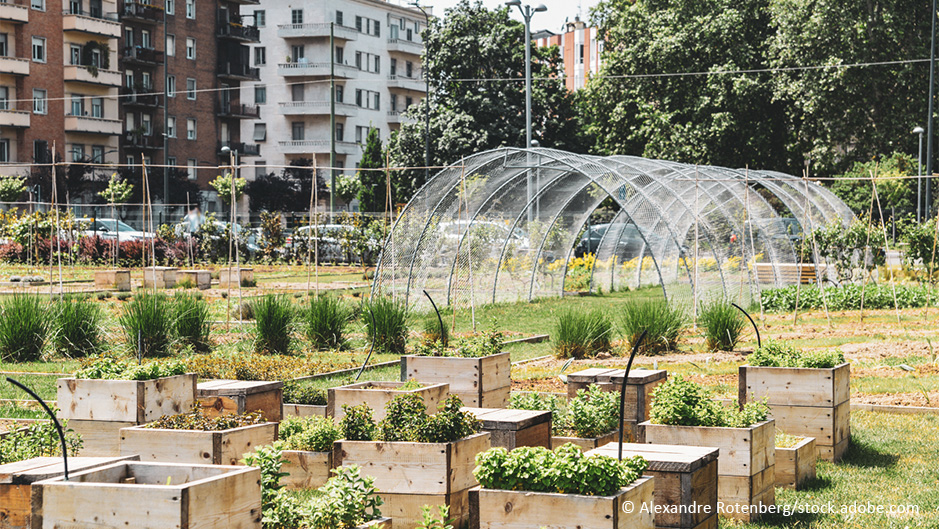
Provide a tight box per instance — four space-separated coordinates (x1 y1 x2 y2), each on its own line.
926 0 937 219
409 2 431 185
505 0 546 150
915 126 925 222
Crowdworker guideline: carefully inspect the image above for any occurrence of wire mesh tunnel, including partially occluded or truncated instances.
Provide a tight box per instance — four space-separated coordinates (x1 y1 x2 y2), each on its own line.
373 148 854 311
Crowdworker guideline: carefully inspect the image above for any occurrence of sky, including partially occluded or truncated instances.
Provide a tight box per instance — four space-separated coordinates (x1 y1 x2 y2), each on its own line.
394 0 602 34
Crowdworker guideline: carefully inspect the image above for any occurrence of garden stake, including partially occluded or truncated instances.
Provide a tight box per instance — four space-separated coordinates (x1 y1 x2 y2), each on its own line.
137 330 143 365
731 303 761 348
618 329 647 461
354 305 378 381
423 289 445 345
6 377 69 480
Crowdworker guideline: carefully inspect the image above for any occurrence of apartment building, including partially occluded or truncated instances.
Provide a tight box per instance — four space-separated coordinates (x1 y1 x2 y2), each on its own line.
535 17 602 91
241 0 426 187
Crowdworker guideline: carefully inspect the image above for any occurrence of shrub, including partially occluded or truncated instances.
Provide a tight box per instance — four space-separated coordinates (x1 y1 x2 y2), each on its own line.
277 415 342 452
51 295 103 358
75 356 187 380
0 419 83 464
241 445 300 529
0 294 48 362
282 380 327 405
649 375 769 428
342 395 479 443
619 298 687 354
566 385 620 438
340 403 377 441
364 296 409 355
748 340 845 368
699 298 746 352
173 292 211 352
252 294 294 354
303 295 352 350
421 316 450 347
306 466 384 529
119 291 172 357
552 309 613 359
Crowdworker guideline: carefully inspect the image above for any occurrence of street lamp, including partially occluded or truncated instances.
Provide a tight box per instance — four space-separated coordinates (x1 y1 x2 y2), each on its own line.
409 2 431 185
915 126 925 222
505 0 546 149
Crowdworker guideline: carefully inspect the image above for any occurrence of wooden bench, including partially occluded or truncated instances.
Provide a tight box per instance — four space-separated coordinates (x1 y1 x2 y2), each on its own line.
753 263 829 285
462 407 551 449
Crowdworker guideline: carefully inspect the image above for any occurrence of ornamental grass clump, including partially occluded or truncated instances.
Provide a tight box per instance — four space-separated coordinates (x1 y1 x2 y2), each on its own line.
364 296 409 355
51 294 102 357
252 294 294 354
173 291 211 352
748 340 845 368
303 295 353 350
119 291 172 357
553 309 613 359
649 375 769 428
698 297 747 352
0 294 48 362
619 298 687 354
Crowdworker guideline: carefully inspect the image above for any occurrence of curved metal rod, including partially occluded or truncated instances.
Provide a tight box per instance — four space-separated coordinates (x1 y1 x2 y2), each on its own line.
6 377 69 480
730 303 761 349
618 329 648 461
354 304 379 382
423 289 445 345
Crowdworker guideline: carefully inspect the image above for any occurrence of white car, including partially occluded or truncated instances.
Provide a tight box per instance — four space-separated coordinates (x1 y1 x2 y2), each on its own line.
76 218 154 242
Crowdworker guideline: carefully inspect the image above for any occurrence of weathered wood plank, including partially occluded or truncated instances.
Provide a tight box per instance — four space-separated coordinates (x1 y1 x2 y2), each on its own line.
739 364 850 407
119 423 278 465
57 374 197 423
281 450 333 490
328 382 448 421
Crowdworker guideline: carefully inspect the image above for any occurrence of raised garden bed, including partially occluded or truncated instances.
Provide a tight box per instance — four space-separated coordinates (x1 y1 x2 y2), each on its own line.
551 429 619 451
143 266 178 288
462 407 551 449
30 461 261 528
328 381 448 421
402 349 511 407
93 269 130 291
566 368 667 442
177 269 212 289
276 416 341 491
198 379 284 422
775 435 816 490
283 403 327 418
219 267 254 288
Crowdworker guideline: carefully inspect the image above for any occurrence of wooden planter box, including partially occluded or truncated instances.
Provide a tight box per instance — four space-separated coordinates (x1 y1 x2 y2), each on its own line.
551 429 619 451
177 269 212 289
567 368 667 441
281 450 334 490
93 269 131 291
640 420 775 522
30 461 261 529
775 436 816 490
0 456 137 529
589 443 718 529
198 380 284 422
219 267 254 288
462 407 551 449
283 403 327 418
360 518 392 528
334 432 490 529
143 266 178 288
739 363 850 462
120 422 278 465
328 381 449 421
468 476 654 529
401 352 511 407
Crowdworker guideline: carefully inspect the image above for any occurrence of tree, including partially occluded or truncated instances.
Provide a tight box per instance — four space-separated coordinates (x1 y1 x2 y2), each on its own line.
829 152 916 222
332 172 362 205
246 159 327 213
98 175 134 205
0 175 26 203
583 0 789 170
210 173 247 206
357 128 386 213
387 0 586 203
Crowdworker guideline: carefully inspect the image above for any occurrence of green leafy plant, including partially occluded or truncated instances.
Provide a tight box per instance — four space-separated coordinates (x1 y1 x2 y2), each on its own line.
252 294 294 355
98 175 134 204
417 394 481 443
649 375 769 428
277 415 342 453
553 309 612 359
50 295 102 358
210 172 247 205
416 505 453 529
282 380 327 405
619 298 687 354
119 291 173 357
343 395 479 444
144 406 267 431
748 340 845 368
509 392 565 425
306 465 384 529
399 379 424 391
699 297 746 352
0 294 47 362
565 385 620 438
413 331 505 358
339 403 377 441
304 295 352 350
0 174 27 202
0 419 83 464
421 316 450 347
242 445 303 529
173 291 211 352
364 296 409 355
75 356 187 380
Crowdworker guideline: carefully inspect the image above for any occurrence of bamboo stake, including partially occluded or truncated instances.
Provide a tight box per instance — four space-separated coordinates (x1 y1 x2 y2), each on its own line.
693 166 699 327
925 201 939 322
871 179 902 324
859 177 877 324
803 172 831 329
48 143 56 300
306 163 315 295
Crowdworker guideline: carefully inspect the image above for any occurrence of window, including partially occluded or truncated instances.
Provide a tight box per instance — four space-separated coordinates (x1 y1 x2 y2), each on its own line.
186 38 195 59
89 0 102 17
291 122 304 141
165 0 174 15
355 16 362 31
336 11 343 26
254 10 265 27
254 46 266 66
125 155 134 169
186 78 196 99
405 96 413 107
90 97 103 118
0 139 9 163
291 45 304 62
291 9 302 24
354 89 380 110
124 27 133 46
141 71 151 89
0 33 8 56
578 44 584 64
71 144 85 162
33 89 47 114
355 126 371 144
167 157 177 171
141 29 151 49
335 85 343 103
335 46 343 64
125 113 135 130
30 0 44 10
254 84 266 104
406 61 413 77
374 56 380 74
0 87 8 111
253 123 266 142
142 113 152 135
406 28 413 41
69 44 81 65
291 84 303 102
390 58 397 76
90 48 102 68
166 34 175 56
167 75 176 97
335 122 344 142
167 116 176 137
125 70 134 88
33 140 48 163
391 94 397 112
186 118 196 140
355 89 361 107
91 145 104 163
373 92 380 110
185 0 194 19
355 51 361 70
31 37 45 63
390 24 399 40
70 95 84 116
187 159 197 180
255 161 266 179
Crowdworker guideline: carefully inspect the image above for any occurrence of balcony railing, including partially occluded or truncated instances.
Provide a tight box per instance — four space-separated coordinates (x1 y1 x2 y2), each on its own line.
217 62 260 80
62 9 122 38
65 115 122 135
387 74 425 92
122 1 163 23
123 46 164 64
277 23 358 40
0 0 28 23
278 101 357 117
217 102 261 119
123 131 164 149
276 61 356 78
217 22 260 42
0 109 30 128
217 141 261 157
64 65 122 86
277 139 358 155
122 88 159 107
0 55 30 76
387 38 423 55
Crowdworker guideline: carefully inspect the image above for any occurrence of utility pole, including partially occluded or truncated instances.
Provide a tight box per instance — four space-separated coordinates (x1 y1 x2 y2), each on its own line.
926 0 937 217
330 23 336 223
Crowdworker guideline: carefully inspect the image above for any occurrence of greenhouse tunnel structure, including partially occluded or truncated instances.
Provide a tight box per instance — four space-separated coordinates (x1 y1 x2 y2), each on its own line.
373 147 855 311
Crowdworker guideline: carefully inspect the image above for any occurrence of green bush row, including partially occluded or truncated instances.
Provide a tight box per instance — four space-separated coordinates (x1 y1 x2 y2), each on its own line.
761 283 938 312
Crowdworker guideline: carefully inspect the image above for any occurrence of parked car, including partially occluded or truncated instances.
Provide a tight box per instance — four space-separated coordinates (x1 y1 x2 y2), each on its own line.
174 219 260 257
574 222 683 258
286 224 377 263
75 218 154 242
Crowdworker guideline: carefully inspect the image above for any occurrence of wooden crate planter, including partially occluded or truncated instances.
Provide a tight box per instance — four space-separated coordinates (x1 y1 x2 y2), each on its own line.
463 407 551 449
640 420 775 522
198 380 284 422
177 269 212 289
588 443 719 529
401 352 511 407
551 429 619 451
30 461 261 529
143 266 178 288
775 436 816 490
568 368 667 441
739 363 850 462
219 267 255 288
281 450 333 490
120 422 278 465
334 432 490 529
468 476 655 529
283 403 327 418
93 269 130 291
0 456 137 529
328 381 449 421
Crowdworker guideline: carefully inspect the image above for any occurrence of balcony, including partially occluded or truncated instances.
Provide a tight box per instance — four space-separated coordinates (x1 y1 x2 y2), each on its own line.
387 74 425 92
122 88 159 107
62 10 122 38
65 115 122 135
217 141 261 157
123 46 164 65
277 23 358 41
0 56 29 76
277 139 359 156
387 111 413 125
122 1 163 23
217 102 261 119
0 109 30 128
218 20 260 42
278 101 357 117
123 132 163 150
0 0 28 23
224 0 259 4
217 61 260 81
277 62 355 78
64 65 122 86
387 38 423 55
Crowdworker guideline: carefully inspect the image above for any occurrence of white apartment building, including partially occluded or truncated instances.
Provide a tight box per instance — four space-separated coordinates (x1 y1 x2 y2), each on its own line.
242 0 426 196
